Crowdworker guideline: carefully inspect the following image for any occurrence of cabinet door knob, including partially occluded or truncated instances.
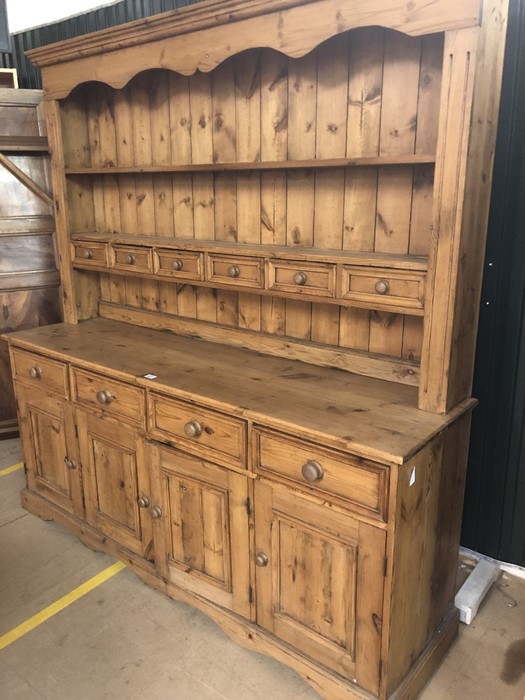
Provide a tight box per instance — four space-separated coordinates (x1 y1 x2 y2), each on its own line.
137 496 150 508
171 259 184 271
255 552 269 567
64 457 77 470
375 279 390 295
83 249 94 260
228 264 241 278
126 253 136 265
150 505 163 519
29 366 42 379
301 460 324 482
184 419 202 438
96 389 113 405
293 271 308 286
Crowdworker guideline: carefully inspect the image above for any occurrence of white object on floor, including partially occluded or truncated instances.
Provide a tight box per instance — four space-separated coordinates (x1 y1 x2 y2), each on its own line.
455 558 500 625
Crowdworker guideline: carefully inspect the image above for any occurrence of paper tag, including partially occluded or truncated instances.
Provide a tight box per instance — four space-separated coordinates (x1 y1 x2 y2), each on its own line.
143 373 157 379
409 466 416 487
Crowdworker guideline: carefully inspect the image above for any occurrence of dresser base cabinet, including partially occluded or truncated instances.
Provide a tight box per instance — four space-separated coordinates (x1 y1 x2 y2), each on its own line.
6 321 472 700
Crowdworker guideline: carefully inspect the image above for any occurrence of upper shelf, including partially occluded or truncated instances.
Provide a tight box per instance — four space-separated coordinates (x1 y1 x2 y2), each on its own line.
65 154 436 175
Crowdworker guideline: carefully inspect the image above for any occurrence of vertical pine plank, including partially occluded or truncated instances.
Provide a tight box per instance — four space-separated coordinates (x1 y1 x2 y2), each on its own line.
190 72 214 164
415 34 444 156
169 73 192 165
150 71 174 238
236 50 262 332
114 86 136 233
131 74 155 237
379 32 421 156
287 51 317 160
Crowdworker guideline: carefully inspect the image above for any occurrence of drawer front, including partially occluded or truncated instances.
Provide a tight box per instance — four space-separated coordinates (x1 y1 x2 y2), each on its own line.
340 266 425 312
206 255 263 289
72 368 145 426
154 249 204 281
72 241 109 267
148 393 246 469
267 260 336 297
11 349 69 397
254 427 388 520
111 245 153 273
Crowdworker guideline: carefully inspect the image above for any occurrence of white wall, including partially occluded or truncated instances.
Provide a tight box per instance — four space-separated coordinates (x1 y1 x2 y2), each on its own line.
6 0 118 33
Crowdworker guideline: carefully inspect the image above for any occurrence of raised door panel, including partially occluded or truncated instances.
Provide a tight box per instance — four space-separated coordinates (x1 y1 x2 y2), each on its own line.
16 385 82 517
149 443 252 619
254 480 385 695
76 410 153 559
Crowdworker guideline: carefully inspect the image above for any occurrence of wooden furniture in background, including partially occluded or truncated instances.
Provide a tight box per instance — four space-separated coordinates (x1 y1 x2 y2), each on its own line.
0 88 60 439
0 69 18 88
3 0 509 697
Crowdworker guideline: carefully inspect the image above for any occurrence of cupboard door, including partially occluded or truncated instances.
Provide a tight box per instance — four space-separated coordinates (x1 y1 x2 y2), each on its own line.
149 443 252 619
76 410 153 559
16 385 83 517
254 480 385 695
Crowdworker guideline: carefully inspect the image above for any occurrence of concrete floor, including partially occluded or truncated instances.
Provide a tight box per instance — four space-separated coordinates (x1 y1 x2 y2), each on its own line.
1 437 524 700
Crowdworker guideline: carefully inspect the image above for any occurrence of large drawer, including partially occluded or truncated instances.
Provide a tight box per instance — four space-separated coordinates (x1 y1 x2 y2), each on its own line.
148 393 246 469
71 367 145 427
254 427 388 521
10 348 69 398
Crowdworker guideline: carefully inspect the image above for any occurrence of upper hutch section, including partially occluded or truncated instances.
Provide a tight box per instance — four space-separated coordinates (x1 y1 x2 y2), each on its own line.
27 0 508 415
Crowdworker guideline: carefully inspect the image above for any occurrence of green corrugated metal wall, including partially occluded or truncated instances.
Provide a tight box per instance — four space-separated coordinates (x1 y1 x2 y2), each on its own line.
2 0 525 566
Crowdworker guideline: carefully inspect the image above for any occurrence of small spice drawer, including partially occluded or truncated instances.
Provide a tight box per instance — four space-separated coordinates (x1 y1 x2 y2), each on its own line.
111 244 153 273
206 254 263 289
72 241 109 267
267 260 336 298
11 348 69 397
339 266 426 312
253 427 388 521
71 367 145 427
154 249 204 281
148 392 247 470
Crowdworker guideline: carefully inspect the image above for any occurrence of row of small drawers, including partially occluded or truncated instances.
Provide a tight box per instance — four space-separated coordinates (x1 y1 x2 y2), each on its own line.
72 240 425 312
12 347 389 522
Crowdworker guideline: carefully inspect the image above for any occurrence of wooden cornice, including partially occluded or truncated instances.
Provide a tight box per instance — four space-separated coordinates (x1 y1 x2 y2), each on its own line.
28 0 482 100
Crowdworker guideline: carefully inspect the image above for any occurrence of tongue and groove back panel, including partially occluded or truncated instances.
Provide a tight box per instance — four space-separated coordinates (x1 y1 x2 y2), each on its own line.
60 28 441 367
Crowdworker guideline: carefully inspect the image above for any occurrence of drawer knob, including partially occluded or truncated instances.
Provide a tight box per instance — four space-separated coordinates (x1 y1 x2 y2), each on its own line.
83 248 94 260
184 419 202 438
293 271 308 286
29 366 42 380
64 457 77 470
171 259 184 271
126 253 136 265
96 389 113 405
375 279 390 295
228 264 241 278
150 505 163 519
137 496 150 508
301 460 324 482
255 552 269 568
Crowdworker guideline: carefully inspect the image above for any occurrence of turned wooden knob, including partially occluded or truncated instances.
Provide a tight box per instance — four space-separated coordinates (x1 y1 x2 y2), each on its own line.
375 279 390 295
137 496 150 508
150 505 163 519
29 366 42 379
96 389 113 405
64 457 77 470
301 460 324 482
171 259 184 271
228 264 241 278
293 271 308 286
83 249 94 260
184 419 202 438
126 253 136 265
255 552 269 567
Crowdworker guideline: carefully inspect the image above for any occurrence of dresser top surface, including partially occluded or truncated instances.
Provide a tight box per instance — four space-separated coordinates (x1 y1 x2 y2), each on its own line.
5 318 474 464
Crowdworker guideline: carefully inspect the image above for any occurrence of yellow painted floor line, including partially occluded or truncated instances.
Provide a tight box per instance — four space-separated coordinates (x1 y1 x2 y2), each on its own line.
0 462 24 477
0 560 126 650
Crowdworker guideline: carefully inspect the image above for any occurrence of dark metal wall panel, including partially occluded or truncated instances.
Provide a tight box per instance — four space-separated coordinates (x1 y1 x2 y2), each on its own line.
462 0 525 566
0 0 200 88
